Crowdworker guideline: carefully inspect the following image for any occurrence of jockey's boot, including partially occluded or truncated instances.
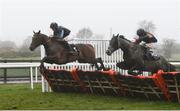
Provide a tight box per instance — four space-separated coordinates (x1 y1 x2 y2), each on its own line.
145 50 160 61
67 45 78 56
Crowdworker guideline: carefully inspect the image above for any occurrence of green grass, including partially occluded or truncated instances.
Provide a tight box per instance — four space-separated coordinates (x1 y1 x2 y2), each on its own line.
0 84 180 110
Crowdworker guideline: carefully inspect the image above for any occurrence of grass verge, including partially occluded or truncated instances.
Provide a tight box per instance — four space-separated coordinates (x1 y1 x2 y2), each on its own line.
0 83 180 110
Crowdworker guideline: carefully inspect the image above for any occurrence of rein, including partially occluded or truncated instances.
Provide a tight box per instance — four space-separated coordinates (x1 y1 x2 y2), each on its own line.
43 37 51 46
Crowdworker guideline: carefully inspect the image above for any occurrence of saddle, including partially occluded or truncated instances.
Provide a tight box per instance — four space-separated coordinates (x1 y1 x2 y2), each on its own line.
52 37 79 56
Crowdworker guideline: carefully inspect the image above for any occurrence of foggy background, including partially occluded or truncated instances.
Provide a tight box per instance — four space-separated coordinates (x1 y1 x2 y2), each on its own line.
0 0 180 60
0 0 179 45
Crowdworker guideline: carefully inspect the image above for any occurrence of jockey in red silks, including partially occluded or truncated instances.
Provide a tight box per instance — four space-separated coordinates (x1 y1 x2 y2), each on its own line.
133 28 159 60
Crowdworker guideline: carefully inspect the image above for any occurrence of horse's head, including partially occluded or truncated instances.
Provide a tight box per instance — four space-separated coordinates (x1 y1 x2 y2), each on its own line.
29 30 44 51
106 34 121 55
106 34 131 56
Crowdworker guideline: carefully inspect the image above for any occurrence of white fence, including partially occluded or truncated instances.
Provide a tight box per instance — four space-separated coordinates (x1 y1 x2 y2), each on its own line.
0 62 40 89
41 39 124 72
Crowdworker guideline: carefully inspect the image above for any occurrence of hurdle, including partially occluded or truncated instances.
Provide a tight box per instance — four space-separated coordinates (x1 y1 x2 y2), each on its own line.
39 65 180 102
39 40 180 102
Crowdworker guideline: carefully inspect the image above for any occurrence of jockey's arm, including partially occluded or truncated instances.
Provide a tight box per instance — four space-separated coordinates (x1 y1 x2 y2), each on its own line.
49 35 53 37
146 32 157 43
134 36 146 44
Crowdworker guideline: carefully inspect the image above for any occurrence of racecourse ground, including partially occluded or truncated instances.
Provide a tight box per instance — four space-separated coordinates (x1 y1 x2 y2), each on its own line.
0 83 180 110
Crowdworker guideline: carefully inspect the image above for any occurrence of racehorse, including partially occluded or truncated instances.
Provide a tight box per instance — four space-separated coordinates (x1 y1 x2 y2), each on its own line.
106 34 176 75
29 30 105 70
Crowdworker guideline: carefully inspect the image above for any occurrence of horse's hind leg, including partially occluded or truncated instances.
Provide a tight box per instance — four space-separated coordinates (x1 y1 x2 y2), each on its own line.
77 58 101 70
94 62 101 70
96 57 106 70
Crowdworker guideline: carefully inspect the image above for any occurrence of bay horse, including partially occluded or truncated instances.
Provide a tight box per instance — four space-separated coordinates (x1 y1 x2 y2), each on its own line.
29 30 105 70
106 34 176 75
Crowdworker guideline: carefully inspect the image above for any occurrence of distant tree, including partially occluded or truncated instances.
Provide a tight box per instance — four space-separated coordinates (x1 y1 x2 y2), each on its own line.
0 40 17 49
0 41 17 58
138 20 156 33
19 37 32 52
161 38 175 60
92 34 104 39
76 28 93 39
0 50 18 58
18 36 40 57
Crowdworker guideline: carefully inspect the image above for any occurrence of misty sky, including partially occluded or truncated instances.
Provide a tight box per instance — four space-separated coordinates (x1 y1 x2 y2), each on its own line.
0 0 179 45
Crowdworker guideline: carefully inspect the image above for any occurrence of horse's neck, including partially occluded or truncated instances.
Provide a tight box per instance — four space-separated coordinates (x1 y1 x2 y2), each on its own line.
118 39 131 53
118 39 135 60
42 37 50 49
42 38 66 55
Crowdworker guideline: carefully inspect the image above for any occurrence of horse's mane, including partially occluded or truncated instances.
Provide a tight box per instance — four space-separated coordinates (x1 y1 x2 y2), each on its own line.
38 33 48 37
118 35 132 43
37 33 68 46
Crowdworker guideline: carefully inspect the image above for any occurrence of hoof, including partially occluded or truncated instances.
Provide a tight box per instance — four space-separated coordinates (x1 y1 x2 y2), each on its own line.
128 70 139 76
116 62 121 67
104 68 111 71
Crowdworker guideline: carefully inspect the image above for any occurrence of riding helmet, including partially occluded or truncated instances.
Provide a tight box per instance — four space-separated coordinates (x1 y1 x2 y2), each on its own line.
136 28 146 37
50 22 58 29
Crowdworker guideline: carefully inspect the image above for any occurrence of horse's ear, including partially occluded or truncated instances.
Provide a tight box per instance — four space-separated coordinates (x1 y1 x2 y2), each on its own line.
117 34 119 37
33 30 35 34
38 30 41 34
113 34 115 37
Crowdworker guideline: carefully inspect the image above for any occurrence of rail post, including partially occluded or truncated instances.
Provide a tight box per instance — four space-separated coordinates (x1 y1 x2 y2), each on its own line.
3 60 7 84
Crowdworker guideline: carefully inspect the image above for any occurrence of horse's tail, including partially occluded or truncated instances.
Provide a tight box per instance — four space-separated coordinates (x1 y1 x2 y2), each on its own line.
168 63 176 72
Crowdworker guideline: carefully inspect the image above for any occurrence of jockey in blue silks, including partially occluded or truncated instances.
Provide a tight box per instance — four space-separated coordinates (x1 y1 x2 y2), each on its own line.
50 22 75 55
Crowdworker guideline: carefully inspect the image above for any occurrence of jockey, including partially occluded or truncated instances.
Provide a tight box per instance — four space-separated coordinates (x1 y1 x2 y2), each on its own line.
50 22 75 55
134 28 157 44
134 28 159 60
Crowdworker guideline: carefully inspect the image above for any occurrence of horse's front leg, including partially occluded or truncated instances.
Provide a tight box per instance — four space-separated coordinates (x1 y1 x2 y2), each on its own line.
96 57 107 70
116 61 131 69
127 66 138 76
39 57 47 72
127 64 143 76
39 56 57 73
116 61 140 76
40 57 46 68
41 56 58 66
